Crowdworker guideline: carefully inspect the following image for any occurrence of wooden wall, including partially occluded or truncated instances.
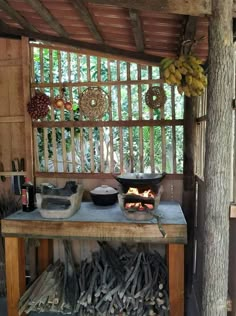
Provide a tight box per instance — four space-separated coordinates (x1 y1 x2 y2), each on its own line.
36 174 183 204
0 37 32 192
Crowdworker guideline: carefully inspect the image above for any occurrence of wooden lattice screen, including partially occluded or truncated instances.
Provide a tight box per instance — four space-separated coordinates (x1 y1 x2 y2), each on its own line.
30 44 184 177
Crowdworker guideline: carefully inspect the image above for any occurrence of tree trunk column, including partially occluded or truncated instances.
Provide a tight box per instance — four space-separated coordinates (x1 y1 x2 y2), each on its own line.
202 0 233 315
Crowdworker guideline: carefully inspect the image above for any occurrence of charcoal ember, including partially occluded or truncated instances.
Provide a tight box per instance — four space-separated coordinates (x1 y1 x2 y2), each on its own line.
27 91 50 120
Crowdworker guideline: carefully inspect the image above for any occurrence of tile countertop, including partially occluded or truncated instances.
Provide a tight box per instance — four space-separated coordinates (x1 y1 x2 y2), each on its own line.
1 201 187 244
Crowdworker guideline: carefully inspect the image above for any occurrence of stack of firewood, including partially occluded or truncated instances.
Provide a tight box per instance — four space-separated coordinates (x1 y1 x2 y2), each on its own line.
19 241 169 316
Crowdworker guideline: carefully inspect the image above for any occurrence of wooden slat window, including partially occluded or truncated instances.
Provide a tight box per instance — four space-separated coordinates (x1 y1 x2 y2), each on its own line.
30 44 184 175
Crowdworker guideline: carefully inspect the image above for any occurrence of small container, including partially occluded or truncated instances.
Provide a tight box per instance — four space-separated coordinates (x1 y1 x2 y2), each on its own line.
90 185 118 206
21 178 35 212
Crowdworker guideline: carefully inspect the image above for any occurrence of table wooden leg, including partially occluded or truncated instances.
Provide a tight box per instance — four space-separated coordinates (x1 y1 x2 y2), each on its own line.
5 237 26 316
167 243 184 316
37 239 53 274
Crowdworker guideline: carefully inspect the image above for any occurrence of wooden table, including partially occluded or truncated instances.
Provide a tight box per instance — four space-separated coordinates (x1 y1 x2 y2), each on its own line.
1 201 187 316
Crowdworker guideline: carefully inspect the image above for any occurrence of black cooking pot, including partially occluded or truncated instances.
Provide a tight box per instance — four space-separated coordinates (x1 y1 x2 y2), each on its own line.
114 172 166 186
90 185 118 206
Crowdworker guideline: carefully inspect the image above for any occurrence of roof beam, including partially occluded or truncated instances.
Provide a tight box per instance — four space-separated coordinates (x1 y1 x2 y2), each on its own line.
0 0 38 32
84 0 211 16
23 0 68 37
129 9 144 52
184 16 197 40
70 0 103 43
0 23 163 65
179 16 197 55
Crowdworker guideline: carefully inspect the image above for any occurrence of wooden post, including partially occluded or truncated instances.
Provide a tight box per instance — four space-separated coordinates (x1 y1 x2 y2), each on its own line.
167 244 184 316
5 237 26 316
37 239 53 274
202 0 233 315
21 37 34 180
182 96 196 293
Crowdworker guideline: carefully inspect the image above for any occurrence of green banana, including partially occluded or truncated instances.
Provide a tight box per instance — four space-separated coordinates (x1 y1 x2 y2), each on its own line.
160 58 174 70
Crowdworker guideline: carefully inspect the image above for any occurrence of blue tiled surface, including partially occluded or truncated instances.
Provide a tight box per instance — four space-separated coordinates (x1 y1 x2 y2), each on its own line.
4 201 186 225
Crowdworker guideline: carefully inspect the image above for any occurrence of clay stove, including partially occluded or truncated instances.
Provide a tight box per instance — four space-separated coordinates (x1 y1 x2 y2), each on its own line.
114 173 165 220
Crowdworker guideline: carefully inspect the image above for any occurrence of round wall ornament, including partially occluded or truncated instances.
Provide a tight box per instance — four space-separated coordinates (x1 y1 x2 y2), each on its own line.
27 90 50 120
145 86 167 109
79 87 109 120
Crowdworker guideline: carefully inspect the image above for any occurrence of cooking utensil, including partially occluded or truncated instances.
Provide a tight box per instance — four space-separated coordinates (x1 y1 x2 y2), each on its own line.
12 158 25 195
113 172 166 187
0 161 6 182
90 185 118 206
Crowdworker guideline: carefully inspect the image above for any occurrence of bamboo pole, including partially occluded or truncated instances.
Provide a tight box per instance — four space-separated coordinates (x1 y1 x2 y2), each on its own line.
171 86 177 173
68 52 76 172
31 78 163 88
148 66 155 173
108 60 114 173
97 57 105 172
138 65 144 172
49 49 58 172
127 62 134 172
117 61 123 173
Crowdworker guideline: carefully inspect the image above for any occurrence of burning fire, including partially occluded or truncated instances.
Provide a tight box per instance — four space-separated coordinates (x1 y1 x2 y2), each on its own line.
125 187 154 211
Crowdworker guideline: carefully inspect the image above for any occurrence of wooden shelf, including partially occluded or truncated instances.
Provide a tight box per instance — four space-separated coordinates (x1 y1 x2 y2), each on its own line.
0 171 26 177
35 172 184 180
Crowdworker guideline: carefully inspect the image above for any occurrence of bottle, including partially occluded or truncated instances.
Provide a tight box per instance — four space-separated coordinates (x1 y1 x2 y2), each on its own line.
21 178 35 212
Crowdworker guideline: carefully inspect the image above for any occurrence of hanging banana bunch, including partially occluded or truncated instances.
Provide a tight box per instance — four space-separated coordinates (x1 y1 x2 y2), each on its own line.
160 55 207 97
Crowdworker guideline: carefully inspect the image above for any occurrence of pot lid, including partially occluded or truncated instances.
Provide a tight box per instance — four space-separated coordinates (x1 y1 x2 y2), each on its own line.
90 185 118 195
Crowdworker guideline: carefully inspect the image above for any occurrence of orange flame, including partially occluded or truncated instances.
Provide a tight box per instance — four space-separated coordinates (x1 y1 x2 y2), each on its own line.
125 187 154 211
127 187 154 198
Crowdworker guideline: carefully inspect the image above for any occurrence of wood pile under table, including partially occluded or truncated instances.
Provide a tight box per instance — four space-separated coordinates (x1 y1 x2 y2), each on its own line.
1 201 187 316
19 241 169 316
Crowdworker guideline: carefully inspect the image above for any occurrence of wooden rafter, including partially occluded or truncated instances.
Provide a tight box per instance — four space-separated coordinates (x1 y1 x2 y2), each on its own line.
84 0 211 16
23 0 68 38
32 119 184 128
0 0 38 32
179 16 197 55
0 18 10 30
129 9 144 52
184 16 197 40
0 23 163 65
70 0 103 43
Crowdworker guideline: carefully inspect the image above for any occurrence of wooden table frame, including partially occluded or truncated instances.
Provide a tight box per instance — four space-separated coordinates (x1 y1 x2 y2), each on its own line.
2 202 186 316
